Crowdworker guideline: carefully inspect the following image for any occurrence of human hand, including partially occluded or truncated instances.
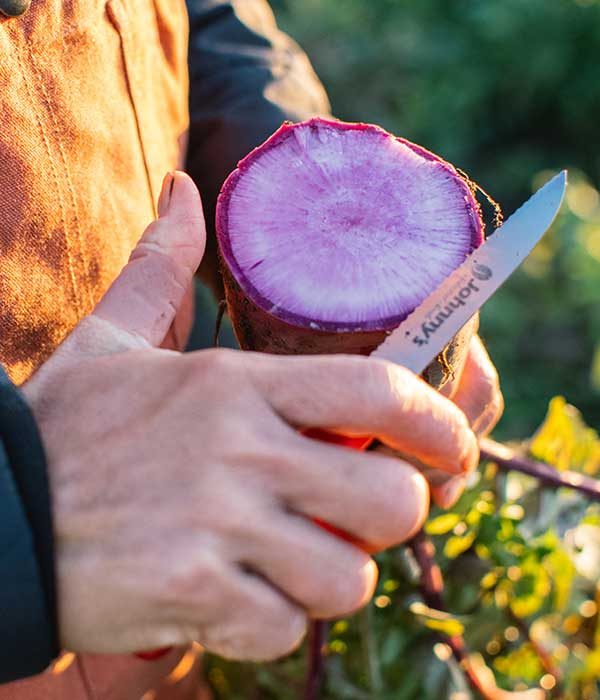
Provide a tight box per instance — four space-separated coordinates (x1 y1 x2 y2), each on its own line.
376 335 503 510
23 172 478 661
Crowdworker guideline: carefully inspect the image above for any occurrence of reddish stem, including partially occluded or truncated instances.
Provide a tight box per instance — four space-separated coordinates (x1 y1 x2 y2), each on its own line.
304 621 328 700
480 438 600 500
408 531 494 700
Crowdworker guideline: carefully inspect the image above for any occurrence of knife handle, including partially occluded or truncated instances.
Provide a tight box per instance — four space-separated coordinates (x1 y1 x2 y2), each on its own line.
136 648 172 661
302 427 373 451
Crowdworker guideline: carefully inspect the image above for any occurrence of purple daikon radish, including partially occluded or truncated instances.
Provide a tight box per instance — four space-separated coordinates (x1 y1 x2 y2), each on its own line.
216 117 483 388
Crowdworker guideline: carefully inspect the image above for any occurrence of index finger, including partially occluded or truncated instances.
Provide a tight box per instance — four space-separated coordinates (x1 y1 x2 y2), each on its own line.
247 353 479 475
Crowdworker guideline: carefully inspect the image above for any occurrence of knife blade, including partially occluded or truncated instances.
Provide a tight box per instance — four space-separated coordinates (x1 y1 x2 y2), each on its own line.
371 170 567 372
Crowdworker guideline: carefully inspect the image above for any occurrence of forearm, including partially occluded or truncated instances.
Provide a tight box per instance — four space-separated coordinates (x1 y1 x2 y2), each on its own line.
185 0 331 296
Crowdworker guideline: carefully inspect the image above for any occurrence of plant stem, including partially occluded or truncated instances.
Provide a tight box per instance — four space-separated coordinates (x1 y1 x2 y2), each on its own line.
480 438 600 501
304 620 328 700
408 531 494 700
213 300 228 347
359 605 384 697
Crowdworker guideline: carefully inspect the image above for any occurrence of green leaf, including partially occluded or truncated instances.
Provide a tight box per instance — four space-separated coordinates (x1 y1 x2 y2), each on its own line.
530 396 600 474
509 558 551 618
425 512 461 535
574 648 600 683
410 601 465 637
532 529 560 559
582 505 600 526
444 530 476 558
480 569 500 589
544 548 575 611
493 643 544 682
423 618 464 636
498 518 516 541
499 503 525 521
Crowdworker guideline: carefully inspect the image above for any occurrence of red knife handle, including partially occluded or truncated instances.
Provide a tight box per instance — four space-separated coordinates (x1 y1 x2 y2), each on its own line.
135 647 172 661
302 427 373 451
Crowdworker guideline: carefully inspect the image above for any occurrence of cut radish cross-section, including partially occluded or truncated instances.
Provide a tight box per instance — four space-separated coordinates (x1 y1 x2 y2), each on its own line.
217 117 483 369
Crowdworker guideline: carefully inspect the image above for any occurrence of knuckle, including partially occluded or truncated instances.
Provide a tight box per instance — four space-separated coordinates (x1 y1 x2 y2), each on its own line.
188 348 249 399
132 233 190 287
162 551 224 610
194 347 236 377
173 213 207 233
218 501 269 542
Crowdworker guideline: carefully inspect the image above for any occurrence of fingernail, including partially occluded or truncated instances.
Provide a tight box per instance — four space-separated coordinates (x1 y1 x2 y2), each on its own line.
437 476 466 509
461 430 480 473
157 172 175 217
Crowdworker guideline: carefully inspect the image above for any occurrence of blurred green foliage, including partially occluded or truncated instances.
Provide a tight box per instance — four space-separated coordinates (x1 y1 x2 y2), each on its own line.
269 0 600 440
202 2 600 698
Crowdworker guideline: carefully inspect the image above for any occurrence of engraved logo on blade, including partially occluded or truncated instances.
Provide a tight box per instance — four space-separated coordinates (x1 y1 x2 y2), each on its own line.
411 264 493 347
473 263 493 281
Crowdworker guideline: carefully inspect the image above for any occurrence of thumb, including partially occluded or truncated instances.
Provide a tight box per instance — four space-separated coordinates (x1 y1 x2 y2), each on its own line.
93 171 206 348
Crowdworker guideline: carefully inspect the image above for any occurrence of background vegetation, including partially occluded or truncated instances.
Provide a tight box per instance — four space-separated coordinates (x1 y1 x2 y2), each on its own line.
198 1 600 697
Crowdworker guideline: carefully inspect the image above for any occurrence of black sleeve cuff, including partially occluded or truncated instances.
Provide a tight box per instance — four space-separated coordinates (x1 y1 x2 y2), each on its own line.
0 368 58 681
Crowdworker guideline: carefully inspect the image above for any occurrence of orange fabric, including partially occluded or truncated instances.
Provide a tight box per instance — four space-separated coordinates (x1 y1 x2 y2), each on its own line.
0 0 204 697
0 0 189 384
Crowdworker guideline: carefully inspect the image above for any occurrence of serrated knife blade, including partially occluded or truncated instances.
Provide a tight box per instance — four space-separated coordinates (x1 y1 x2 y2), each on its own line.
371 170 567 372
